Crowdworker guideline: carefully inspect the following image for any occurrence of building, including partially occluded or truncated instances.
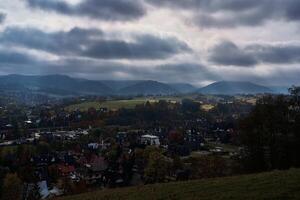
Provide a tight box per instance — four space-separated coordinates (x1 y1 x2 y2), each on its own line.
141 135 160 146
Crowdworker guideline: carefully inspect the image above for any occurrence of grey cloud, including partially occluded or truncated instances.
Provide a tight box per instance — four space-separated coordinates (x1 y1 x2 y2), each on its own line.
284 1 300 21
209 41 257 66
0 50 126 76
26 0 146 21
0 27 190 60
0 27 103 55
84 34 191 59
196 7 272 28
0 12 6 24
210 41 300 66
147 0 300 28
147 0 260 12
0 49 36 64
247 44 300 64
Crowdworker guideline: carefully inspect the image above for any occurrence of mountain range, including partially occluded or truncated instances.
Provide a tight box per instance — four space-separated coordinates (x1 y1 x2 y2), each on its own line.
0 74 287 97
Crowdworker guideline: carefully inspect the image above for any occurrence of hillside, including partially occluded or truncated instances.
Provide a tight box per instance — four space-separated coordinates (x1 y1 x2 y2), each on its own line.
59 169 300 200
198 81 273 95
119 80 178 95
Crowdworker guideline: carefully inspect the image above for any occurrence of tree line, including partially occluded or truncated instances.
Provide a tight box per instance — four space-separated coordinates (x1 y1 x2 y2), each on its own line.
239 86 300 172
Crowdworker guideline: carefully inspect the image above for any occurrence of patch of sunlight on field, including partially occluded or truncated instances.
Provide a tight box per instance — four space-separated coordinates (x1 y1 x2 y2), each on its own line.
201 104 215 111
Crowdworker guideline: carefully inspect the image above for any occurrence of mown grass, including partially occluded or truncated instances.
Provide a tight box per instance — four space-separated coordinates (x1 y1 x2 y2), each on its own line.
58 168 300 200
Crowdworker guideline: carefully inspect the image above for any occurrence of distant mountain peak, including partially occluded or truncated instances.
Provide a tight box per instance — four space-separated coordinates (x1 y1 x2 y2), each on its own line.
198 81 273 95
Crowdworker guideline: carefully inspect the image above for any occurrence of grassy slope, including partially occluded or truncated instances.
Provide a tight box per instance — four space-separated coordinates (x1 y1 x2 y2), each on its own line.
58 169 300 200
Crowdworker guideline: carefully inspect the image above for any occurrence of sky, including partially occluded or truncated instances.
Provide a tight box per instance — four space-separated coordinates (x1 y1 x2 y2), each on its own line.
0 0 300 86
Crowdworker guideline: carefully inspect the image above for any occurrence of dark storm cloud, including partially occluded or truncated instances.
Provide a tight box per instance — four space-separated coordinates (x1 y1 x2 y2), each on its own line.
209 41 257 66
0 49 35 64
0 12 6 24
0 27 191 60
0 27 103 55
26 0 146 21
246 44 300 64
147 0 300 28
209 40 300 66
83 34 191 59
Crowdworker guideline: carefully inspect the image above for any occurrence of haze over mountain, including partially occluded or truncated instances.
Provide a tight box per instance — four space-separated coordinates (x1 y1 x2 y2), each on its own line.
198 81 273 95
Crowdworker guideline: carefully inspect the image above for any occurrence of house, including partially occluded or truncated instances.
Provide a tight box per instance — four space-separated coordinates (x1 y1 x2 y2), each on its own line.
141 135 160 146
78 155 108 185
88 143 99 150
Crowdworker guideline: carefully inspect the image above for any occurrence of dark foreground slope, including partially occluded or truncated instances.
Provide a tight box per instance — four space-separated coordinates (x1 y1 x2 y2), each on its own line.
59 169 300 200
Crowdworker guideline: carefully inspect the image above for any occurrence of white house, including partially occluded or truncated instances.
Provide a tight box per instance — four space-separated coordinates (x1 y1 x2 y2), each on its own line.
141 135 160 146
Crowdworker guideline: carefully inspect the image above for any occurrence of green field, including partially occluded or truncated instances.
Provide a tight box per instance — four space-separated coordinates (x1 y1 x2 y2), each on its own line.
66 97 183 111
66 100 143 111
59 168 300 200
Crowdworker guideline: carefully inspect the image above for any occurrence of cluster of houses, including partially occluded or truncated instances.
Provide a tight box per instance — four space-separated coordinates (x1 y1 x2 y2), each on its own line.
0 129 90 147
0 98 243 199
0 122 239 200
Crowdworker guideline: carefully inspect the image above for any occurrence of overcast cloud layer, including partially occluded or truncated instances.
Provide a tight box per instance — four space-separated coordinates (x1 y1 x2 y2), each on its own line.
0 0 300 86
